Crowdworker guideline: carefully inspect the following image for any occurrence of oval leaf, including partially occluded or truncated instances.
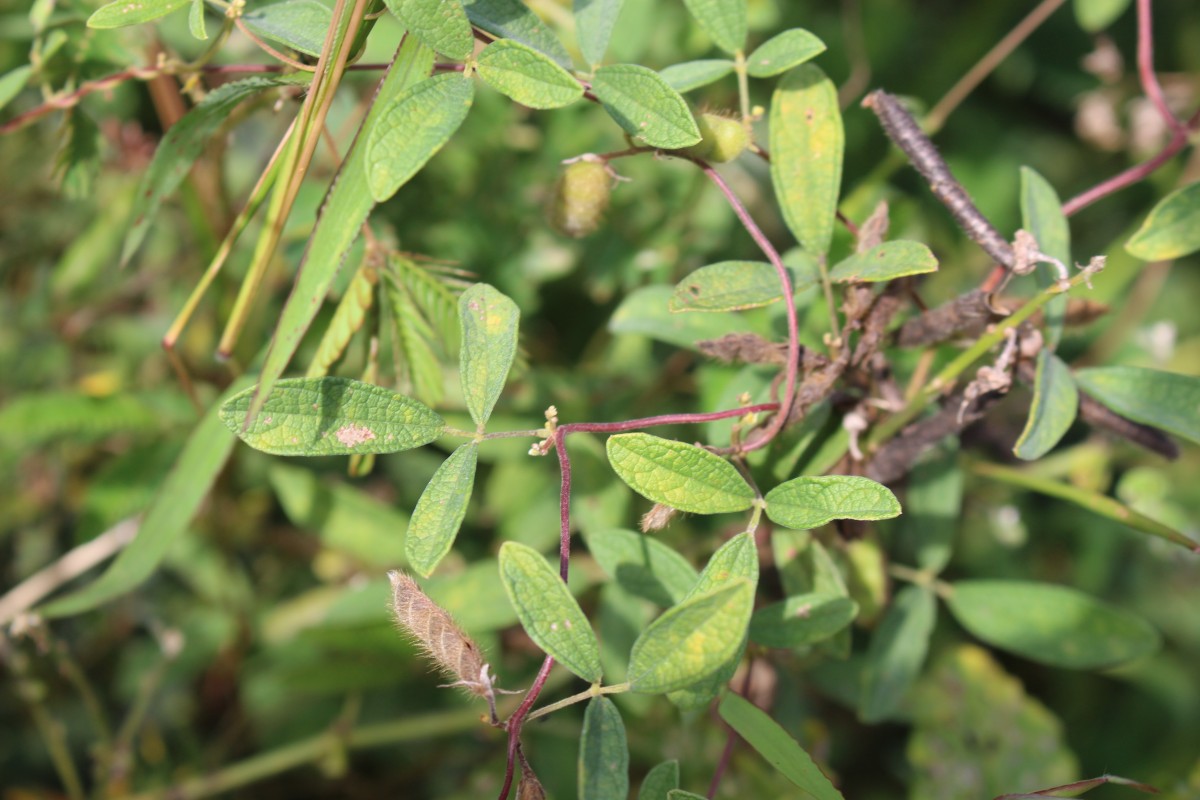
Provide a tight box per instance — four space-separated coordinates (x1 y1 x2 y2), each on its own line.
770 64 843 256
366 72 475 202
765 475 900 530
188 0 207 39
1020 166 1070 346
383 0 474 60
828 240 937 283
592 64 701 149
628 579 754 693
680 0 746 54
498 542 602 682
606 432 755 514
241 0 332 57
1074 0 1132 32
582 528 698 606
750 593 857 649
718 692 845 800
476 39 583 109
1014 350 1078 460
462 0 572 67
1074 366 1200 444
609 285 745 350
669 260 816 313
658 59 733 93
1126 181 1200 260
459 283 520 427
88 0 189 28
405 443 479 577
745 28 826 78
0 65 33 113
219 377 444 456
574 0 625 67
947 580 1161 669
579 696 629 800
860 585 936 723
639 760 680 800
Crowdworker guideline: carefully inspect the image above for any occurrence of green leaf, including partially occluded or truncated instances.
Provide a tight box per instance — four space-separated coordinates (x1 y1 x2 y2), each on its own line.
718 692 845 800
0 65 33 113
770 64 843 256
639 761 680 800
383 0 473 60
242 0 332 57
462 0 573 68
367 72 475 202
669 260 816 313
405 443 478 577
1014 350 1078 460
667 793 706 800
579 696 629 800
187 0 206 39
574 0 625 67
476 39 583 109
87 0 188 28
750 593 857 649
582 528 698 606
591 64 701 149
827 240 937 283
899 444 961 574
1074 366 1200 444
1127 181 1200 260
219 377 445 456
606 432 755 514
680 0 746 54
1074 0 1131 32
306 262 378 378
764 475 900 530
1020 167 1070 346
745 28 826 78
40 380 249 617
859 585 936 723
121 76 299 267
609 285 746 349
946 580 1161 669
658 59 734 92
458 283 520 427
628 579 754 693
498 541 602 682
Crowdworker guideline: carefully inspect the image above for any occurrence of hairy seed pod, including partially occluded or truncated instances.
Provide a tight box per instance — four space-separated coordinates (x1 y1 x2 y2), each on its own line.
517 748 546 800
548 159 611 238
389 570 487 695
640 502 678 532
683 112 750 163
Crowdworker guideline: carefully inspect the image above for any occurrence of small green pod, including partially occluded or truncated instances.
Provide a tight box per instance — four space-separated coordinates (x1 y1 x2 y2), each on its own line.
548 159 611 238
682 112 750 163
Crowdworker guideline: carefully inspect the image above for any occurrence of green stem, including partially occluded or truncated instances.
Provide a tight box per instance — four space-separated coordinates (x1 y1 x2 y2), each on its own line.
888 563 953 600
524 682 631 723
734 50 751 129
816 254 841 348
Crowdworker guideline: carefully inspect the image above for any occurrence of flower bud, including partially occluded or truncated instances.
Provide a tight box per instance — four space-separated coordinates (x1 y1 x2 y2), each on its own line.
548 159 611 238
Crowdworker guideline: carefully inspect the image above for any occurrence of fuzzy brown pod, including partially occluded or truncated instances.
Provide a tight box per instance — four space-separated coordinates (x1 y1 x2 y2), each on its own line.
388 570 490 697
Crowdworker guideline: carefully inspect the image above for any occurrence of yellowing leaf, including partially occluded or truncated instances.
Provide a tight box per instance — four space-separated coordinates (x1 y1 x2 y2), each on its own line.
827 240 937 283
88 0 189 28
384 0 474 60
476 39 584 109
459 283 520 427
592 64 701 149
764 475 900 530
745 28 825 78
406 443 479 577
606 432 755 514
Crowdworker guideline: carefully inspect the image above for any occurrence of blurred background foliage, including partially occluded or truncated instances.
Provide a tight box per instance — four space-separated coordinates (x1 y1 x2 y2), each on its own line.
1 0 1199 798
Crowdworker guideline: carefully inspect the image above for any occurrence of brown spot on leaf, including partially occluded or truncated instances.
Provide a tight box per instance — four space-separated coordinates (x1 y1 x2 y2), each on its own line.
335 424 376 447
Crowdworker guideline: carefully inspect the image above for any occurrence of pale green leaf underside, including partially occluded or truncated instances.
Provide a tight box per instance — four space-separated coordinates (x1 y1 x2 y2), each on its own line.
669 261 816 313
498 541 603 682
1126 181 1200 260
638 760 680 800
770 64 843 256
718 692 846 800
242 0 332 57
607 432 754 514
680 0 746 54
658 59 734 93
1074 0 1131 32
459 283 520 427
574 0 625 67
463 0 573 68
828 240 937 283
579 696 629 800
609 285 745 349
219 377 445 456
750 592 858 648
88 0 188 28
628 579 754 693
384 0 474 60
476 39 583 109
188 0 207 39
746 28 826 78
765 475 900 530
1074 366 1200 444
947 580 1161 669
405 443 478 576
0 65 33 112
1014 350 1078 460
367 72 475 202
592 64 701 149
1020 166 1070 346
582 527 698 607
860 584 936 723
40 379 251 617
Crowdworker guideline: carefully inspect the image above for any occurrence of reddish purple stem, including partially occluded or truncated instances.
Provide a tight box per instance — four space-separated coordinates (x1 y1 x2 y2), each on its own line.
1136 0 1186 134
